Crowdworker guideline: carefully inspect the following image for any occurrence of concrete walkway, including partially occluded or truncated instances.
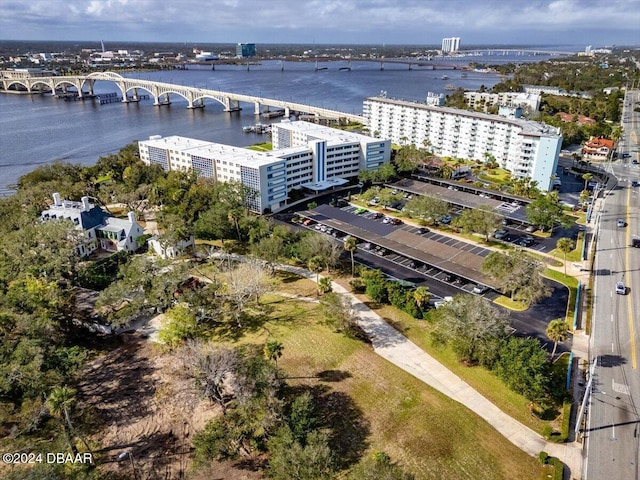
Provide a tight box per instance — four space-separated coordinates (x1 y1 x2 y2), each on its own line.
277 264 584 479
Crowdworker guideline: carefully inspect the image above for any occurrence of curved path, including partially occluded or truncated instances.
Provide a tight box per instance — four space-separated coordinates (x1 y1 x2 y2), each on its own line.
277 264 584 479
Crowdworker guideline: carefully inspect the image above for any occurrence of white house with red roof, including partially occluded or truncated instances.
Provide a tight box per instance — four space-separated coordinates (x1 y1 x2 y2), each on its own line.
582 137 615 160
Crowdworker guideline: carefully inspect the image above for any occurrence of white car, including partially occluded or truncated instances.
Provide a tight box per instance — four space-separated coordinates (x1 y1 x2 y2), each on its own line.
617 219 626 227
615 281 626 295
472 285 489 294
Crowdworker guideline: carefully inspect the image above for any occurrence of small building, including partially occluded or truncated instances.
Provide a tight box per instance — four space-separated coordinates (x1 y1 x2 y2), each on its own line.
148 235 195 259
41 193 144 257
582 137 615 160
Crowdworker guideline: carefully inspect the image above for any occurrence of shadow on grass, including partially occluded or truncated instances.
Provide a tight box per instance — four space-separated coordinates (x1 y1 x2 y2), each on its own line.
283 384 370 470
317 370 352 382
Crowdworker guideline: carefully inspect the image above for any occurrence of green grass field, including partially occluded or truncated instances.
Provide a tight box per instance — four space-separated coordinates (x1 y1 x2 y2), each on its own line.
358 300 557 436
217 275 543 479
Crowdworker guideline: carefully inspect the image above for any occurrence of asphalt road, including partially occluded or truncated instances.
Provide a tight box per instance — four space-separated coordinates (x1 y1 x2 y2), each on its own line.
584 88 640 480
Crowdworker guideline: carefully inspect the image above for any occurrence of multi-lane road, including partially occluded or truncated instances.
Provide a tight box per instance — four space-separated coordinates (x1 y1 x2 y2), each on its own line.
584 89 640 480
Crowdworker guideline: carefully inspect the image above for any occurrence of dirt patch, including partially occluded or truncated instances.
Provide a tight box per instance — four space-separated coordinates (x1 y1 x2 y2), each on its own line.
77 335 262 479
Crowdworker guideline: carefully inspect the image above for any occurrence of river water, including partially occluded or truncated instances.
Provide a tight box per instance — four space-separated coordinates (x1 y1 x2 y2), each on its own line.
0 55 555 194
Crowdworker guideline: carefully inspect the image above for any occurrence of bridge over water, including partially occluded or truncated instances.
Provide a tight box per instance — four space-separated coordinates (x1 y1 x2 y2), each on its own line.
0 71 365 123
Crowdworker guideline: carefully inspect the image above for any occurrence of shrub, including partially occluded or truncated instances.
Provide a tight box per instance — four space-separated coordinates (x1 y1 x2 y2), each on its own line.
548 457 564 480
539 451 549 464
349 278 366 293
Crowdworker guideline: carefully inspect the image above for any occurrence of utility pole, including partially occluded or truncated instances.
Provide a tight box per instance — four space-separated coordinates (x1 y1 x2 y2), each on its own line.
575 355 598 437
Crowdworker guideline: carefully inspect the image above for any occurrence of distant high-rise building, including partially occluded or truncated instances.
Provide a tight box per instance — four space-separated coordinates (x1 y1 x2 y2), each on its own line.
236 43 256 58
441 37 460 53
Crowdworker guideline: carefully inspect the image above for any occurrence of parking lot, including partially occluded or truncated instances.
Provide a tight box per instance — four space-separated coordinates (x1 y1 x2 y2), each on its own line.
299 203 498 291
390 177 531 225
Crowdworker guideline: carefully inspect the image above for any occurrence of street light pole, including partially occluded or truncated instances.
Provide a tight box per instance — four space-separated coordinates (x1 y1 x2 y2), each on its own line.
576 355 598 436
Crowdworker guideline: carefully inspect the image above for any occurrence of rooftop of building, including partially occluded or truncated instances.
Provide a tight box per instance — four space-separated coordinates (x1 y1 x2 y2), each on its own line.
140 120 380 168
364 96 561 138
584 136 614 149
273 119 380 145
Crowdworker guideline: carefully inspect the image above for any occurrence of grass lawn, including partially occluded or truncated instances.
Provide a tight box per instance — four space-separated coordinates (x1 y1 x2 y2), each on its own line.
213 276 542 479
494 295 529 311
548 234 585 263
357 301 555 437
543 269 578 325
247 142 272 151
478 168 512 185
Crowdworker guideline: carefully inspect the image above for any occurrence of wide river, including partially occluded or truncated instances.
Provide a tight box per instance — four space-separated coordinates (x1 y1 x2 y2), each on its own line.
0 54 557 194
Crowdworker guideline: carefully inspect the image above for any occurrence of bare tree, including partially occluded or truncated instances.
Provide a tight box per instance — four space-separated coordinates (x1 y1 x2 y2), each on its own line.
179 340 240 415
223 258 273 327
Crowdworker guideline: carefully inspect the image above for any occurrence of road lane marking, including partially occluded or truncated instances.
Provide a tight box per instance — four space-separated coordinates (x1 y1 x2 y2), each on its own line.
612 378 631 395
625 185 637 370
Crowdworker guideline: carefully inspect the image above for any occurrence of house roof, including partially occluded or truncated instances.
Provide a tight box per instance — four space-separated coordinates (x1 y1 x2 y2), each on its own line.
557 112 596 125
584 137 614 150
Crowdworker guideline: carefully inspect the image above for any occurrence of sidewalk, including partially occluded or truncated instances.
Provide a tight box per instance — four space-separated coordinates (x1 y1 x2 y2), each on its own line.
278 264 583 479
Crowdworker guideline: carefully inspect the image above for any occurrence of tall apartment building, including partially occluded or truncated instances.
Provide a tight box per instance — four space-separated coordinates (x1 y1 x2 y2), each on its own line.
138 121 390 213
236 43 256 58
464 91 541 113
441 37 460 53
363 97 562 191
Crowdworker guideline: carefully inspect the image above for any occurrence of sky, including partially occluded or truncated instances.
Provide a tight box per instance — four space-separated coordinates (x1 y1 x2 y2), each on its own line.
1 0 639 46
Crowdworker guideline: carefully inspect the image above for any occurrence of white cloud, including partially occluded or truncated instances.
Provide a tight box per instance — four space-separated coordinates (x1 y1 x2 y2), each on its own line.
0 0 637 44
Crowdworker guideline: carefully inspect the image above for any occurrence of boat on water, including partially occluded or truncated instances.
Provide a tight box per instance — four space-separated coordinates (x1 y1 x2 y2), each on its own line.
441 75 449 80
445 84 456 91
242 123 271 134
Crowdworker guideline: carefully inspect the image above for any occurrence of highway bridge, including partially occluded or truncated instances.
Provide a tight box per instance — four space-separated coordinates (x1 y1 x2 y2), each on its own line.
0 70 365 123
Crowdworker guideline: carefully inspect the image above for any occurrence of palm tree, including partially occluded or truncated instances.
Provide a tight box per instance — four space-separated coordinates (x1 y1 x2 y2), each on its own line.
47 386 80 455
556 237 575 276
307 256 324 294
344 236 358 277
546 319 569 359
318 276 333 295
263 339 284 369
413 286 431 309
582 173 593 191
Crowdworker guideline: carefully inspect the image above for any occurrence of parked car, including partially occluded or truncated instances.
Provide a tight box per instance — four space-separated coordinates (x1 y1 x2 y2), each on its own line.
472 284 489 294
382 216 391 224
440 215 452 225
501 218 510 226
615 281 626 295
418 227 429 234
372 212 383 219
519 235 535 247
525 225 536 233
390 218 402 225
493 229 508 239
355 208 368 215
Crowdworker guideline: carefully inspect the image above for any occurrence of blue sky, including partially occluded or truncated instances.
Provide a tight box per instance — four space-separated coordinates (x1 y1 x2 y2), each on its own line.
1 0 639 46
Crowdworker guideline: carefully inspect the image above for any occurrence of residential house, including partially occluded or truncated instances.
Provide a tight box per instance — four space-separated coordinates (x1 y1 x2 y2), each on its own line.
41 193 144 257
582 137 615 160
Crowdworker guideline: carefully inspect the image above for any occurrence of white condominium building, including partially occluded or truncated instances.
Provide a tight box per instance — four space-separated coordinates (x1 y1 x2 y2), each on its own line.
441 37 460 53
138 121 390 213
363 97 562 191
464 91 541 113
